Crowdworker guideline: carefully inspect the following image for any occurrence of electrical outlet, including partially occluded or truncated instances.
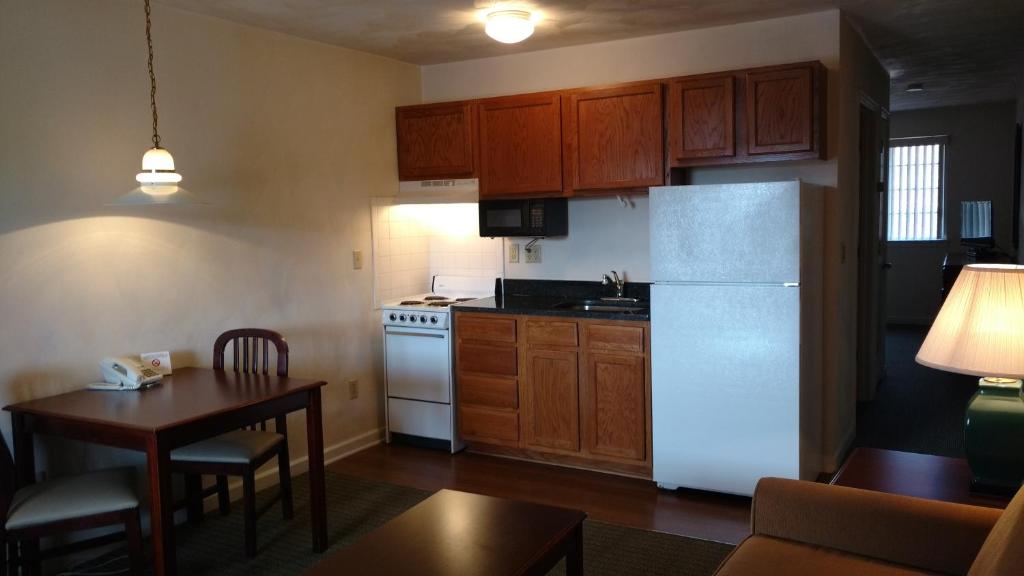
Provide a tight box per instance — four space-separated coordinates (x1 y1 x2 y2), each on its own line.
352 250 363 270
525 245 542 264
348 379 359 400
508 243 520 264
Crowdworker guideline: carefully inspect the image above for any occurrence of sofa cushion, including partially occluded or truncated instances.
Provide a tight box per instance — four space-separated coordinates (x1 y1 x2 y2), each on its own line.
968 487 1024 576
714 536 940 576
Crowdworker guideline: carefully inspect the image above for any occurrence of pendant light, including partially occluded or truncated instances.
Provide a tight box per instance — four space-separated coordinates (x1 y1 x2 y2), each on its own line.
113 0 200 205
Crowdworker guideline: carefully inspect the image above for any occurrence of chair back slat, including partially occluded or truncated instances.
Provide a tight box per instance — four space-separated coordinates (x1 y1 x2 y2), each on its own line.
213 329 289 431
0 435 17 524
213 328 288 378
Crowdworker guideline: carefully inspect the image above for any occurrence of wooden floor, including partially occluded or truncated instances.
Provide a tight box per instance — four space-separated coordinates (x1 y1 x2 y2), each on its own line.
329 443 752 545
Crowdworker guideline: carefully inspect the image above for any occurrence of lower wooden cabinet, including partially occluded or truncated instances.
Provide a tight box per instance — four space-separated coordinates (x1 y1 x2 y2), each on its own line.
454 312 651 478
522 348 580 452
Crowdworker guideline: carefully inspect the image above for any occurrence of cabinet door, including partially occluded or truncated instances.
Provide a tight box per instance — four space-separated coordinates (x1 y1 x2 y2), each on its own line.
522 348 579 452
582 352 647 462
668 76 735 164
479 94 563 198
563 83 664 193
745 66 814 155
396 102 476 180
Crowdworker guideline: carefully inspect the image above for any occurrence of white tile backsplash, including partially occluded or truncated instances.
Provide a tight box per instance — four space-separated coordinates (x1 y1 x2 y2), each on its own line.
372 201 501 306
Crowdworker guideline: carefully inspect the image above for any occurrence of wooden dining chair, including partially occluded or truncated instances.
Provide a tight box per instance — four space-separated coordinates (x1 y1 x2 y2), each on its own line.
169 328 293 557
0 435 143 576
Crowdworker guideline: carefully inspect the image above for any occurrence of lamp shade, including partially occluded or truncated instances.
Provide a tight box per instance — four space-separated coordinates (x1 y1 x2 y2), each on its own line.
917 264 1024 378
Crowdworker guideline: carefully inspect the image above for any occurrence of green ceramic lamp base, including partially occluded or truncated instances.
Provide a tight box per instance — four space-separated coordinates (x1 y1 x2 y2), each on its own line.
965 377 1024 494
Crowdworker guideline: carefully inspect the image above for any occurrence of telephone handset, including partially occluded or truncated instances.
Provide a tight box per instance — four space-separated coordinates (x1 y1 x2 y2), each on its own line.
89 357 162 391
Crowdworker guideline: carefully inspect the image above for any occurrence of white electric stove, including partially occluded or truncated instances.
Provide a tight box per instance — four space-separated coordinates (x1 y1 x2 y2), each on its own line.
382 275 493 452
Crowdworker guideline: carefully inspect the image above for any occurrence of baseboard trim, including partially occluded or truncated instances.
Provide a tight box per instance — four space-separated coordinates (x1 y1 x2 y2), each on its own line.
213 427 384 506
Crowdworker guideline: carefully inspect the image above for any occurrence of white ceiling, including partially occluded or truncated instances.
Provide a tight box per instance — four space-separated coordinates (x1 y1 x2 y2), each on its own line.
158 0 1024 111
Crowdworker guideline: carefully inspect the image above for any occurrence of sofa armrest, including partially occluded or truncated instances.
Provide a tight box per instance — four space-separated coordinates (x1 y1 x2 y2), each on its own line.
751 478 1001 576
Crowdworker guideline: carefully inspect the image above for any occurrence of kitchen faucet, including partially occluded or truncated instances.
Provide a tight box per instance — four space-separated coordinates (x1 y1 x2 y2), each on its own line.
602 271 626 299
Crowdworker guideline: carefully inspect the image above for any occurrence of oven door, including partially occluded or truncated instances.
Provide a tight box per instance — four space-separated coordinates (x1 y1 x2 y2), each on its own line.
384 325 451 403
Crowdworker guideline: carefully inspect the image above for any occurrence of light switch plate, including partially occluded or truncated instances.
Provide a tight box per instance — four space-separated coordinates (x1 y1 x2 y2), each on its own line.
352 250 363 270
508 243 520 264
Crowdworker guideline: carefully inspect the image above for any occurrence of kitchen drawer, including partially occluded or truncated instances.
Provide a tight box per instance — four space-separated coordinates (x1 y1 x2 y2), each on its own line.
585 323 645 353
457 315 517 343
458 343 518 376
388 398 452 441
526 319 578 347
461 407 519 444
460 374 518 409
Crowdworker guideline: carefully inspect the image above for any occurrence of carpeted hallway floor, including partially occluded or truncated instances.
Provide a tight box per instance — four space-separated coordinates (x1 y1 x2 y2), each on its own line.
855 325 979 457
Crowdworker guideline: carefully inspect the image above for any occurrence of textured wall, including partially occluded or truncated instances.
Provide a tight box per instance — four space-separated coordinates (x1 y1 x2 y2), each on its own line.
0 0 420 482
887 101 1019 324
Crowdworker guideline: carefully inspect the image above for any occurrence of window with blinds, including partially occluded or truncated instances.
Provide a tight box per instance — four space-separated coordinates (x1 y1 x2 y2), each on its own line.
887 136 947 241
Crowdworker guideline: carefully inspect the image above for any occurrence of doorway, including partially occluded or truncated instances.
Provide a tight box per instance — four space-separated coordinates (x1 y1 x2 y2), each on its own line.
856 98 889 403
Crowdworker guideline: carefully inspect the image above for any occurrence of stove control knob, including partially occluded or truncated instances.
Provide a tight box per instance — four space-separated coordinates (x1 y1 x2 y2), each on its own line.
430 316 438 324
419 316 427 324
389 313 397 321
398 314 407 322
409 314 419 323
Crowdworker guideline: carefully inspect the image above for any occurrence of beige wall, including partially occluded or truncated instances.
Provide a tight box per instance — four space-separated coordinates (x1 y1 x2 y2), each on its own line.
0 0 419 481
887 101 1019 324
420 9 879 471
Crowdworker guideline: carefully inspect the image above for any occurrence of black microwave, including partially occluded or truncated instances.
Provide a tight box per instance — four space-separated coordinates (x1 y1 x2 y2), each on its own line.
478 198 569 237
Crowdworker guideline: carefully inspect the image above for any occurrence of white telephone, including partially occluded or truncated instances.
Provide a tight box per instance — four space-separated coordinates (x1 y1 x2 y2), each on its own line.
90 357 162 391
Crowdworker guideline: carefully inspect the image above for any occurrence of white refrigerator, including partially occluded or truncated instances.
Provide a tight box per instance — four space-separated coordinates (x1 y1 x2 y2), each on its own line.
650 181 824 496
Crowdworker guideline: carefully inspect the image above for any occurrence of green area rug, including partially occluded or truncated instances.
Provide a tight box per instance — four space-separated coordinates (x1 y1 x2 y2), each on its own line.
79 471 733 575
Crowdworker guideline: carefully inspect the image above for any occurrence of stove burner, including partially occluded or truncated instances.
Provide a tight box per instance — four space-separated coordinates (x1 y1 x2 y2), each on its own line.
423 296 448 301
399 300 424 306
427 302 451 307
455 297 477 302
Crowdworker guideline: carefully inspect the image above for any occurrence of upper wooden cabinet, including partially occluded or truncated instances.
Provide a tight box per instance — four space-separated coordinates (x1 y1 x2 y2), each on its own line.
395 102 476 180
395 60 828 194
478 93 563 199
668 75 735 163
746 65 815 155
563 83 665 194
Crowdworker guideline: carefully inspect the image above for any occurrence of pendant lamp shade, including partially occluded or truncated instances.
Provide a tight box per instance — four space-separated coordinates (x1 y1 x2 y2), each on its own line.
113 0 201 206
916 264 1024 379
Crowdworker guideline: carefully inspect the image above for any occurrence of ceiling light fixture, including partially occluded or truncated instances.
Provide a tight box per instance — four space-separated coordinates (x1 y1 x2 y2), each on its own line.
485 9 535 44
113 0 199 206
906 83 924 92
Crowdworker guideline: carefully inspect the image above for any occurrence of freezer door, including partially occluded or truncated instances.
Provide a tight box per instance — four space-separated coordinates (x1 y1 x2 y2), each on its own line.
650 183 801 284
651 283 800 496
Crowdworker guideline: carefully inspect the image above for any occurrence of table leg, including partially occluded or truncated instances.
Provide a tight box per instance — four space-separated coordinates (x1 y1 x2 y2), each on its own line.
11 413 35 489
146 435 177 576
565 523 583 576
306 387 327 552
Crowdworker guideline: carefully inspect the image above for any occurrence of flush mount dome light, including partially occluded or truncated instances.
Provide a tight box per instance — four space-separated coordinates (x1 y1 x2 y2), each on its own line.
485 9 534 44
906 83 924 92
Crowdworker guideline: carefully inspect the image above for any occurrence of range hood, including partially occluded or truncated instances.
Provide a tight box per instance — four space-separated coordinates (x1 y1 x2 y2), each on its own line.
396 178 478 204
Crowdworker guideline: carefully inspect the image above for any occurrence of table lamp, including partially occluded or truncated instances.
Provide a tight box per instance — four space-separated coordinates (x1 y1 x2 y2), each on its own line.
917 264 1024 493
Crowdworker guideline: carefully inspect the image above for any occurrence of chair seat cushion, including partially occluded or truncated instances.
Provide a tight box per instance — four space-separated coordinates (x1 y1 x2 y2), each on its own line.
6 467 139 531
715 536 940 576
170 429 284 465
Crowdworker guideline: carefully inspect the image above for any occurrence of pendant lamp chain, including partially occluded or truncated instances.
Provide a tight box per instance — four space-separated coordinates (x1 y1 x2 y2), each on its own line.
144 0 161 149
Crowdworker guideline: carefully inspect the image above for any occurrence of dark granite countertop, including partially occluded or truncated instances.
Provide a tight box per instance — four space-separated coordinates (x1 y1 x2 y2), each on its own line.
452 279 650 322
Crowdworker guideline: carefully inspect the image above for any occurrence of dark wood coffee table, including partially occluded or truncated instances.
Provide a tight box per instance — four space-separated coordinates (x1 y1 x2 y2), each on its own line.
831 448 1010 508
306 489 586 576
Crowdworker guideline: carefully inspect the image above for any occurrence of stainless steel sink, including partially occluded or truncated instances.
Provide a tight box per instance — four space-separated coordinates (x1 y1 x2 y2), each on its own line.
553 299 648 313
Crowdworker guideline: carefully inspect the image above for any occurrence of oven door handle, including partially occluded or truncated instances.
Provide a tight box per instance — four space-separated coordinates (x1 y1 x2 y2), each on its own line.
385 330 447 338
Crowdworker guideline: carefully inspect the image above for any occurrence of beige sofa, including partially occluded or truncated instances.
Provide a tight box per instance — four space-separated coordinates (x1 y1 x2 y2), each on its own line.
714 478 1024 575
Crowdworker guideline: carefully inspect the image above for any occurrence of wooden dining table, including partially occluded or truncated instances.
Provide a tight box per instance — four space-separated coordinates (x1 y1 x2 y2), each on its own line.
3 366 328 576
